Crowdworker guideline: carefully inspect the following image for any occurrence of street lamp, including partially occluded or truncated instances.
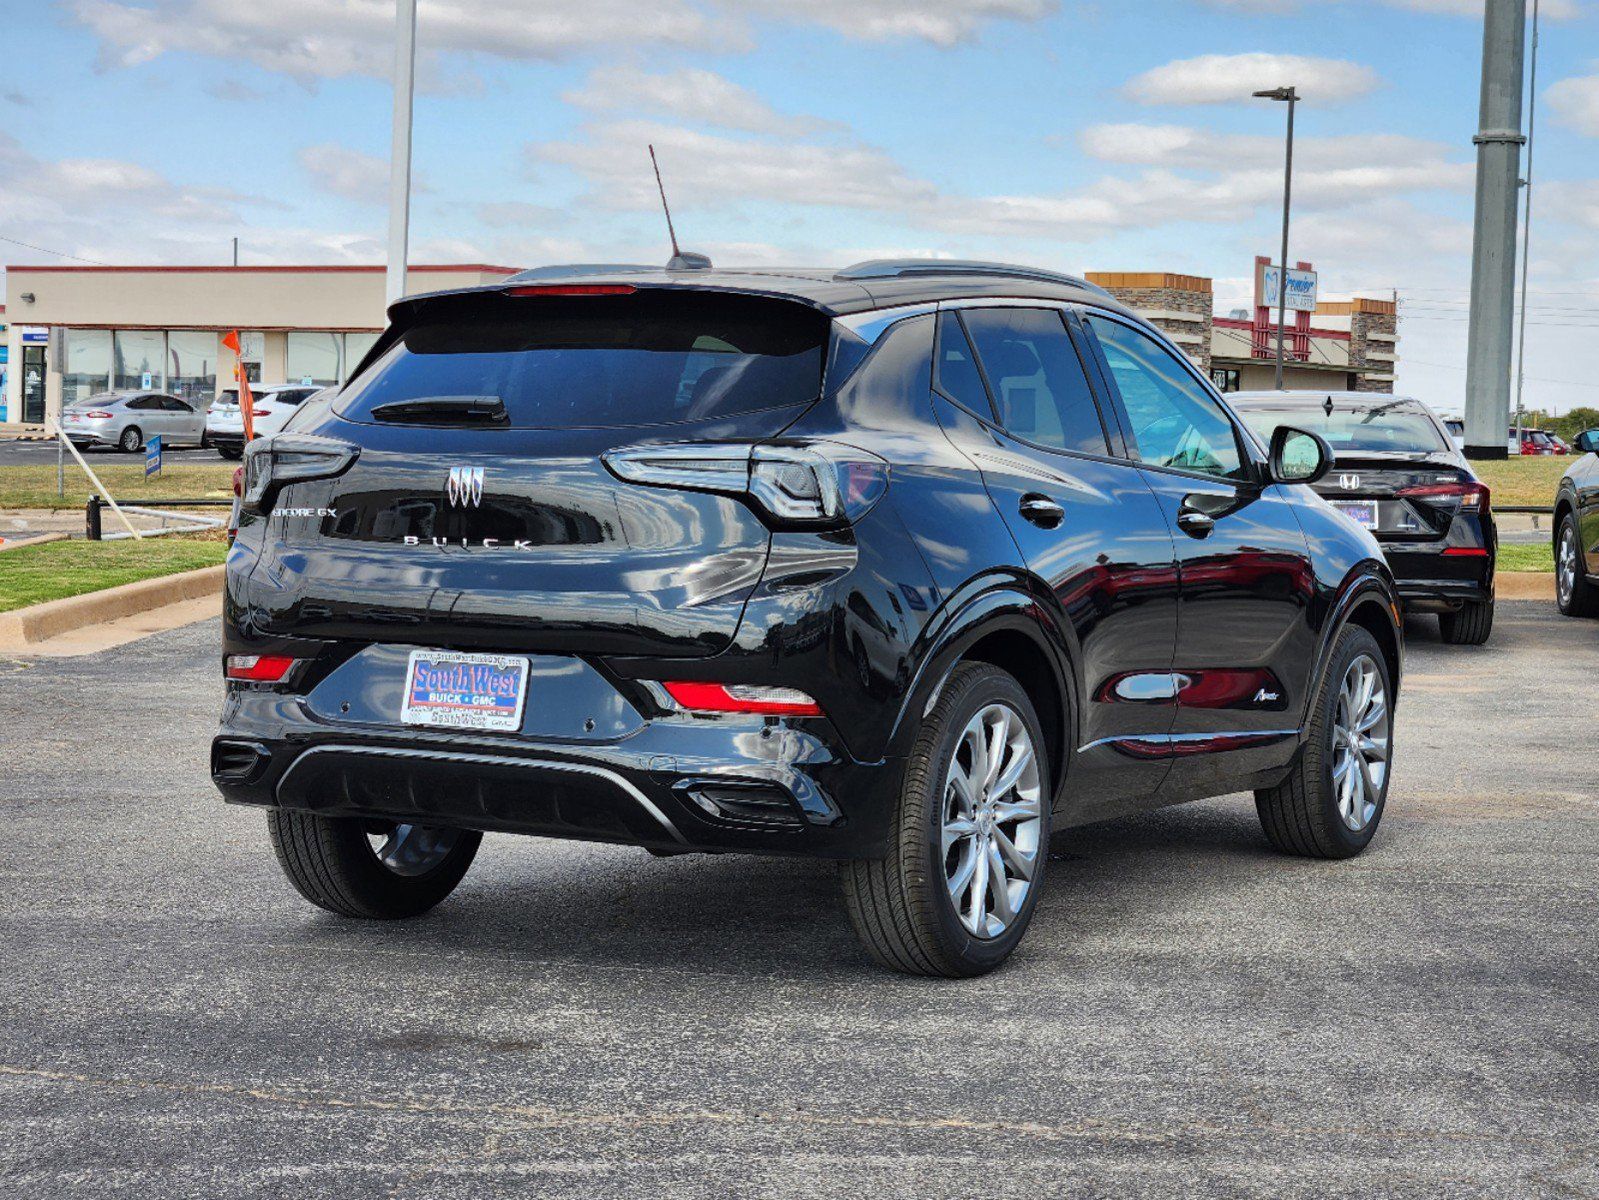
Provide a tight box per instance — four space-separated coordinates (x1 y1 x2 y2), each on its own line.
1254 86 1298 390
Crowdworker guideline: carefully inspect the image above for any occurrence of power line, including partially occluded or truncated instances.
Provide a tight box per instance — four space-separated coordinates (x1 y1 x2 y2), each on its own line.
0 233 107 266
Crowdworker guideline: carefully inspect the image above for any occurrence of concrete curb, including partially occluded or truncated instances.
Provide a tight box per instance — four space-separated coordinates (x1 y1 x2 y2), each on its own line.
1498 572 1555 600
0 564 225 646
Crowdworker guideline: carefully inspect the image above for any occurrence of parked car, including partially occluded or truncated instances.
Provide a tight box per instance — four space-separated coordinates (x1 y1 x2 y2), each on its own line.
60 390 207 452
1549 433 1573 454
1513 427 1559 456
1554 428 1599 618
213 259 1403 977
1231 392 1496 645
205 384 325 459
1441 416 1465 450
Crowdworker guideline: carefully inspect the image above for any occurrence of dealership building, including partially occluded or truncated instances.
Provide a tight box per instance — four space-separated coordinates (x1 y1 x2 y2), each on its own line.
0 264 518 429
1 259 1398 431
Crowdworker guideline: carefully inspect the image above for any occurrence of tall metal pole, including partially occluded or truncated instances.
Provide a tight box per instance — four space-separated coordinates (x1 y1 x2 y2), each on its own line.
1513 0 1540 444
1275 91 1297 390
1463 0 1527 460
385 0 418 309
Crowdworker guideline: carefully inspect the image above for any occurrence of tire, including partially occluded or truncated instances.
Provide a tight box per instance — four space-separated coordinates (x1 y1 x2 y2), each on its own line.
118 426 143 453
1438 599 1493 645
1256 624 1392 860
266 809 481 919
1556 513 1599 618
841 662 1051 977
217 446 243 461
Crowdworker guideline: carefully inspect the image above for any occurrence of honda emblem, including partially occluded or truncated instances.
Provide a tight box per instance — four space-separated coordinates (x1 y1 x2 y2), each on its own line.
446 466 484 508
1338 473 1361 491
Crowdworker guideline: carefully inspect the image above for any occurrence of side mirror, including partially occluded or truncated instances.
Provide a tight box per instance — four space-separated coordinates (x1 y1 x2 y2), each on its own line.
1573 430 1599 454
1269 425 1334 485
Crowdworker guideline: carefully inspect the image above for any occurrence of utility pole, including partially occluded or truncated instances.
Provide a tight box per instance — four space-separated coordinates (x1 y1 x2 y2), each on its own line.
1514 0 1541 446
1254 86 1299 390
231 236 238 267
1463 0 1527 460
385 0 418 309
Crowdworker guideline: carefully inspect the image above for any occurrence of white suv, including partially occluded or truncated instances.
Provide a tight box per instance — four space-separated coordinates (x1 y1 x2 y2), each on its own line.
205 385 327 459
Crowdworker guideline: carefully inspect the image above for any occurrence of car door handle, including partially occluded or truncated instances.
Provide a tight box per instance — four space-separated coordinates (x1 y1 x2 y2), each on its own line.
1019 495 1065 529
1176 506 1215 539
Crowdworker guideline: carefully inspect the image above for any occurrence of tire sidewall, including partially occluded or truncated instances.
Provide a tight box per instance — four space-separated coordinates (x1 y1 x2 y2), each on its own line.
1557 515 1579 613
916 669 1050 973
1310 627 1392 854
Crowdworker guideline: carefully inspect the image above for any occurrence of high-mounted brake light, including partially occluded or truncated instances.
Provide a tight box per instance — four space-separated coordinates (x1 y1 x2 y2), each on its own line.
505 284 637 297
1396 480 1491 517
225 655 298 682
660 681 823 716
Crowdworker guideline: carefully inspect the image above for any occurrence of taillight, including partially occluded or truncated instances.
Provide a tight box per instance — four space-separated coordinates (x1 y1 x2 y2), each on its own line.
603 441 889 529
250 408 270 417
225 655 298 682
659 681 823 716
81 411 113 419
231 467 244 497
1396 480 1490 517
242 434 359 514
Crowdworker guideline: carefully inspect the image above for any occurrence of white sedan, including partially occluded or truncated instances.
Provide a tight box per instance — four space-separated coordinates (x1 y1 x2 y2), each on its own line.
205 385 327 459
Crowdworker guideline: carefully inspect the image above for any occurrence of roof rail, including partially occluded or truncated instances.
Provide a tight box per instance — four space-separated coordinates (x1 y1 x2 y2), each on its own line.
505 263 659 283
834 259 1114 299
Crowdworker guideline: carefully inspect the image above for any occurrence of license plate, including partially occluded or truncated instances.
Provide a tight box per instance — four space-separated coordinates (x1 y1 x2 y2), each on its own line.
1335 501 1378 530
401 650 529 732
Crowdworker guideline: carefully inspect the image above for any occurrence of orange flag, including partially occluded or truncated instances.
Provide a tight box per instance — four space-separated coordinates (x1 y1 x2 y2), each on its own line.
222 331 255 443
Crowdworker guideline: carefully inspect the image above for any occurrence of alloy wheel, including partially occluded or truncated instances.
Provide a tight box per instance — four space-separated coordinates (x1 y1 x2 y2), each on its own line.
1558 524 1578 607
367 823 463 877
1332 654 1389 832
940 703 1043 938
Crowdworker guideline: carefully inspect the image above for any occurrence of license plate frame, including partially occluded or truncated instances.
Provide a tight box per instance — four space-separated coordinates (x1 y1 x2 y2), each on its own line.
1335 501 1378 530
401 649 530 732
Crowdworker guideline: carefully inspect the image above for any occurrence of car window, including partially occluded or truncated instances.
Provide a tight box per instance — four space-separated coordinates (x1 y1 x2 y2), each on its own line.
934 313 993 418
1085 316 1245 479
1236 405 1447 454
125 396 158 410
961 308 1108 455
162 396 193 412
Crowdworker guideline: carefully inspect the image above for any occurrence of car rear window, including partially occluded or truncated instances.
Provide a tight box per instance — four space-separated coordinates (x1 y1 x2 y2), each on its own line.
1238 405 1448 454
335 291 830 428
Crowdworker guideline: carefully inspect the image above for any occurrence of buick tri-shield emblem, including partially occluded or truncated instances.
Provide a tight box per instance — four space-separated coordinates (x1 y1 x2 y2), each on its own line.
446 466 484 508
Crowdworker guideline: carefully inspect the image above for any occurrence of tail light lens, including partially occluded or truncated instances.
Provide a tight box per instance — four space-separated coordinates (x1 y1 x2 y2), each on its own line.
1396 480 1490 517
81 411 114 419
250 407 270 417
242 434 359 514
225 655 298 682
659 681 823 716
603 441 889 529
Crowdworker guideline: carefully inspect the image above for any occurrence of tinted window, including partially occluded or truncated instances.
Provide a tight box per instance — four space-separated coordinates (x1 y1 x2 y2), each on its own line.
1086 316 1244 479
125 396 159 411
935 313 992 416
962 308 1108 455
337 291 829 429
1238 405 1448 454
161 396 194 412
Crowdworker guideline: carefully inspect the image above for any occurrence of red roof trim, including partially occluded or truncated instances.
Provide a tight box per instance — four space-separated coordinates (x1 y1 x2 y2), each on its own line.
1214 315 1350 341
6 263 520 275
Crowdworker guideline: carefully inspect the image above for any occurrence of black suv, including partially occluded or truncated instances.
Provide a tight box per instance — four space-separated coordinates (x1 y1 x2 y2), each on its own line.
213 260 1402 976
1555 428 1599 618
1230 392 1496 645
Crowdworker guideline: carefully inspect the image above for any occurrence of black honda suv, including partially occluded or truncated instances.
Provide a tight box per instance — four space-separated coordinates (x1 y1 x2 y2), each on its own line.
213 259 1402 976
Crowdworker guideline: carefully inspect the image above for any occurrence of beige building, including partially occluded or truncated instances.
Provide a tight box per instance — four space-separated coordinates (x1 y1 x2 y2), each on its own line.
1086 270 1400 395
1 263 518 430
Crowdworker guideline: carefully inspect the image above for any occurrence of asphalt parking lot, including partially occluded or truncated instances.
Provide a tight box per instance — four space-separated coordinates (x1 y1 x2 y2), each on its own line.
1 604 1595 1197
0 438 229 467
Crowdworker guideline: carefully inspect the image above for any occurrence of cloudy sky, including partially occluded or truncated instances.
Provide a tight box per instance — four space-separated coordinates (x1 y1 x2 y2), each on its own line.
3 0 1598 411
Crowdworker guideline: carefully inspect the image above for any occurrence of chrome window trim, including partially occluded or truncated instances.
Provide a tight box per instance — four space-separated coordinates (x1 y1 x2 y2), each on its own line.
834 302 940 347
276 744 689 844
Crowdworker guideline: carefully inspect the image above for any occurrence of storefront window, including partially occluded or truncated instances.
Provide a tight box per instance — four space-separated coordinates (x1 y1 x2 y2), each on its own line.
63 329 113 405
343 332 380 380
286 332 342 386
114 330 166 391
166 331 218 404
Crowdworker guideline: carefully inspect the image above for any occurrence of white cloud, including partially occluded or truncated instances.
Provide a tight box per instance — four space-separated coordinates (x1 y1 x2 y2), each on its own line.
1549 74 1599 138
297 144 396 205
737 0 1055 46
564 66 835 137
1204 0 1580 15
1125 53 1382 106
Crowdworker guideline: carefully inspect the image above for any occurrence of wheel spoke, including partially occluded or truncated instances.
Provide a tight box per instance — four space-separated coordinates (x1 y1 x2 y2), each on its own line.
986 841 1015 924
1356 697 1386 734
992 825 1035 882
991 798 1038 824
947 841 978 903
991 743 1034 802
942 816 978 857
968 843 991 932
982 711 1008 793
947 767 978 816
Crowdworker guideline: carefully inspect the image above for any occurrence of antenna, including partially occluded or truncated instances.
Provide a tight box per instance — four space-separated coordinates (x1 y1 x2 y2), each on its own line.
649 144 681 260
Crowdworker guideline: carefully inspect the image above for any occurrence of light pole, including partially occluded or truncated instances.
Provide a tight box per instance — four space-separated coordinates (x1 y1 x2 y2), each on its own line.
1254 86 1298 390
385 0 418 309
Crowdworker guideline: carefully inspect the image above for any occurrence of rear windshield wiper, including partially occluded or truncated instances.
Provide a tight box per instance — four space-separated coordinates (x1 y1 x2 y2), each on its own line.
369 395 508 425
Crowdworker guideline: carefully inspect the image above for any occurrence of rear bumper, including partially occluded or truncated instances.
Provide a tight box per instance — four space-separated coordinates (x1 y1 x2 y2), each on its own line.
208 432 244 453
1382 541 1494 609
212 676 903 859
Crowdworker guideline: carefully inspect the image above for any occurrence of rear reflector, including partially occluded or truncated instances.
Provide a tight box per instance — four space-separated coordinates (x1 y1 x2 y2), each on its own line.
225 655 297 682
660 681 823 716
1441 546 1490 556
506 284 637 297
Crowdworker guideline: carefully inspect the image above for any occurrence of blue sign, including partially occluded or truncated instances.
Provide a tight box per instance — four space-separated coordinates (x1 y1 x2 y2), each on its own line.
144 435 162 477
141 371 153 389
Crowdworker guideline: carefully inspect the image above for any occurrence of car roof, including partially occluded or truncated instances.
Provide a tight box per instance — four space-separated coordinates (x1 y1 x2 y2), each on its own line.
387 259 1138 323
